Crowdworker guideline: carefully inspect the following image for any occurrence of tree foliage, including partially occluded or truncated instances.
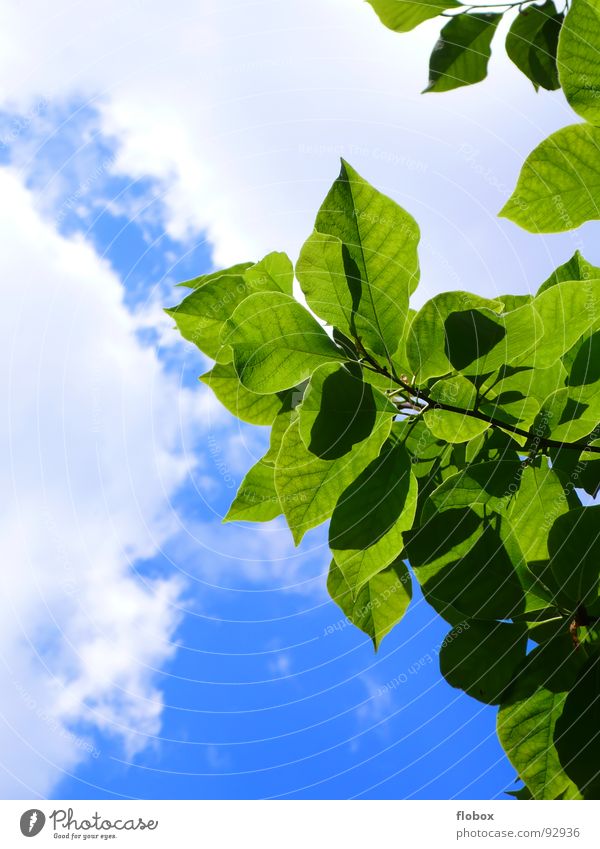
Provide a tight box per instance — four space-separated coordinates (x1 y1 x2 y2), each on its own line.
366 0 600 233
168 160 600 799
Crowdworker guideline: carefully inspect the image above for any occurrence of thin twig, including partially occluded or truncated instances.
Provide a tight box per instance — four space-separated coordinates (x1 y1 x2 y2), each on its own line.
354 341 600 456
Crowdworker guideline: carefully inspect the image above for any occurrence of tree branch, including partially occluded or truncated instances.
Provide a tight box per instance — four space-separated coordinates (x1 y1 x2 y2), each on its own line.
355 341 600 456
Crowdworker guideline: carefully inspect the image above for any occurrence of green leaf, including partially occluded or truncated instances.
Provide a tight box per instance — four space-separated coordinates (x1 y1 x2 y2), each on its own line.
464 428 522 464
177 262 255 290
496 293 532 311
264 393 302 464
534 386 599 442
406 290 503 381
500 123 600 232
298 363 396 459
565 327 600 408
366 0 459 34
558 0 600 123
531 279 600 368
554 655 600 799
394 419 449 479
424 459 523 519
200 363 283 425
167 253 293 361
296 159 420 359
392 420 457 522
425 13 502 93
327 558 412 650
242 251 294 295
405 508 527 622
549 506 600 610
224 393 304 523
506 2 563 91
507 459 572 567
425 375 490 442
569 440 600 498
329 438 418 594
503 459 578 611
567 326 600 385
440 620 528 704
275 419 390 544
498 637 584 799
224 291 345 394
505 785 534 800
180 254 292 293
550 439 600 498
166 268 251 362
443 301 543 376
479 362 567 411
224 459 282 523
479 393 540 431
538 250 600 294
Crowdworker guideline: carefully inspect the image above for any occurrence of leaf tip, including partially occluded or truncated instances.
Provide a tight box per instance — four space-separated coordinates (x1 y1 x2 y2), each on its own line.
497 201 511 220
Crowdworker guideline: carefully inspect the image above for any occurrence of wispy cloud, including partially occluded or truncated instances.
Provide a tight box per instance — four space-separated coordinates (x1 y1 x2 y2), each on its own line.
0 167 219 796
0 0 586 289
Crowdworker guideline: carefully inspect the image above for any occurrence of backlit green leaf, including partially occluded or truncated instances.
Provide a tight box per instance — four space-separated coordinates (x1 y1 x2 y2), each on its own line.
425 374 489 442
224 459 282 523
167 253 293 361
242 251 294 295
275 419 390 544
549 506 600 610
550 439 600 498
565 327 600 407
443 301 542 377
507 459 572 566
498 637 584 799
506 2 562 91
177 262 254 290
479 362 567 411
538 250 600 294
425 13 502 93
296 160 419 359
532 279 600 368
224 291 345 393
327 558 412 650
406 290 503 381
440 620 528 703
554 655 600 799
166 269 251 362
405 508 527 622
534 386 599 442
200 363 283 425
299 362 396 459
500 123 600 232
558 0 600 122
329 438 417 594
425 459 523 518
366 0 459 34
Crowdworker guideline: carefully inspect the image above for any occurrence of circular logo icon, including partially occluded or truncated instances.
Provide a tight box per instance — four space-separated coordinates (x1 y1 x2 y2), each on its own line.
19 809 46 837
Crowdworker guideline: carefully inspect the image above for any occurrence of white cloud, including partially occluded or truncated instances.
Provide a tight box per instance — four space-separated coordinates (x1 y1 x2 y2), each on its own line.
0 0 596 798
0 167 225 797
0 0 590 294
172 517 329 594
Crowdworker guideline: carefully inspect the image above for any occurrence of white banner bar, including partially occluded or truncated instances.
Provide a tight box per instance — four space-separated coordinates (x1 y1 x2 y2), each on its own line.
0 800 598 848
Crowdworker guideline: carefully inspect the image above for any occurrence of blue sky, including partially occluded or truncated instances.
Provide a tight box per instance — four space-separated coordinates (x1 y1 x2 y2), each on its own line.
0 0 598 801
0 100 511 800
